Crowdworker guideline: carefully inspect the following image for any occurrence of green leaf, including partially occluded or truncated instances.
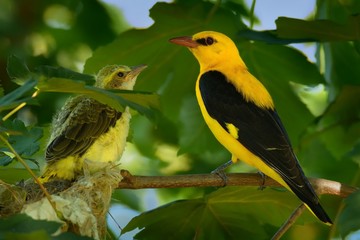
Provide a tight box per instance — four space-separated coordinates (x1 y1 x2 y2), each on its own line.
238 29 312 44
0 214 92 240
37 78 159 119
0 168 35 184
178 95 226 157
0 119 43 166
0 214 60 236
275 16 360 41
0 79 38 112
6 55 30 80
122 187 306 240
338 190 360 238
316 86 360 160
327 42 360 94
35 65 95 85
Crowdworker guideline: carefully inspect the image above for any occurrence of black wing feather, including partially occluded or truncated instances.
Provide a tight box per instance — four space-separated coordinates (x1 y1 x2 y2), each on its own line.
199 70 325 207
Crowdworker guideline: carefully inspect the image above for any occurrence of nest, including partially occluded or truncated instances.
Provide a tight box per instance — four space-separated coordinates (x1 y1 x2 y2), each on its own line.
0 162 122 239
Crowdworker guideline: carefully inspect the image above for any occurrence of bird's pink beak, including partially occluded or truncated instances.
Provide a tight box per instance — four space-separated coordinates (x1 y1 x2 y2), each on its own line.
169 36 199 48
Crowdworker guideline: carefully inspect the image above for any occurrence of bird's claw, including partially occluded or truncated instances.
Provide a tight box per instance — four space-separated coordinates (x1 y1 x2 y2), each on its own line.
211 160 233 187
258 171 267 190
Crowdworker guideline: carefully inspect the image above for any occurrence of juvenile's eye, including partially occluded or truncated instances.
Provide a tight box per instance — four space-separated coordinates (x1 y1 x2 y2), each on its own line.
117 72 124 77
206 37 214 45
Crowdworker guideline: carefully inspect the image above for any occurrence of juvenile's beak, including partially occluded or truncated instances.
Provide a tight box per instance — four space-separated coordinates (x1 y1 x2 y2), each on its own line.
169 36 199 48
129 64 147 77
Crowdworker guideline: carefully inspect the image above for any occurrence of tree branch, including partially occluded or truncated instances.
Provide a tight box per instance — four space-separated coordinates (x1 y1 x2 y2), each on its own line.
118 170 357 198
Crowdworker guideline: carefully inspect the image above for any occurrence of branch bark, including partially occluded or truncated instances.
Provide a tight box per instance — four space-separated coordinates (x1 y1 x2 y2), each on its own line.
118 170 357 198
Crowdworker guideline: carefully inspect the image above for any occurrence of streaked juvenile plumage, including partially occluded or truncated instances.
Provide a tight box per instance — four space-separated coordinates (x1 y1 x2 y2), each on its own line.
40 65 147 182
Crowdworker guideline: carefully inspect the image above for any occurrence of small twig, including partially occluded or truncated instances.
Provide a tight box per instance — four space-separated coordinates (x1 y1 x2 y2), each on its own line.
2 89 39 121
271 204 306 240
0 133 58 216
249 0 257 29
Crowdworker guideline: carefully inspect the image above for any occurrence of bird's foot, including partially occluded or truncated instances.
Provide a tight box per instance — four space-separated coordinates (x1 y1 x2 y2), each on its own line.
258 171 267 190
211 160 233 187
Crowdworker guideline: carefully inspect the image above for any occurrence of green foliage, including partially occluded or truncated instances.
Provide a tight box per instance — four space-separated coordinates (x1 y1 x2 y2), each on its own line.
338 190 360 239
123 187 303 240
275 16 360 41
0 55 159 169
1 0 360 239
6 55 31 80
0 214 92 240
0 119 42 166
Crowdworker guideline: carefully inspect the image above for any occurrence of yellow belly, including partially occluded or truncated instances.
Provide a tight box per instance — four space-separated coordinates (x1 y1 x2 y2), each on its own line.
40 108 131 182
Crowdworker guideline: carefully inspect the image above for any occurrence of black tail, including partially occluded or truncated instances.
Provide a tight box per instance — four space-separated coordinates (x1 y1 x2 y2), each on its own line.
288 179 333 225
304 197 333 225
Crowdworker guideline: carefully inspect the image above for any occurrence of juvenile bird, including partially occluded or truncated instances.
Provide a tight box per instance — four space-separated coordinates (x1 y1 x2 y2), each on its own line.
40 64 147 182
170 31 332 224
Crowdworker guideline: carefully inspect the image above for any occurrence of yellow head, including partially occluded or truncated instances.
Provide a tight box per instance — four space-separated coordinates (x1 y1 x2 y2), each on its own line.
169 31 246 71
95 64 147 90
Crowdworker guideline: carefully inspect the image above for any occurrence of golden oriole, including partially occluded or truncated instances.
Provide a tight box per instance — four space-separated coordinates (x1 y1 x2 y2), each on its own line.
39 64 147 182
170 31 332 225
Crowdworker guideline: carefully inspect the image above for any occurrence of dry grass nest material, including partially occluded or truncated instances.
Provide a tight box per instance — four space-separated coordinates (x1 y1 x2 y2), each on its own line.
1 162 122 239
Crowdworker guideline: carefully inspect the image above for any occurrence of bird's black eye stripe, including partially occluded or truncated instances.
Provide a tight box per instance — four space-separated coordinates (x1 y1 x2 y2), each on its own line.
196 38 207 45
196 37 215 46
117 72 124 77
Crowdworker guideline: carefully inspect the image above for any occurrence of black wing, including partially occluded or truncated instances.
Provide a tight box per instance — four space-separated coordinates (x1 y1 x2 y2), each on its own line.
46 96 122 162
199 71 317 201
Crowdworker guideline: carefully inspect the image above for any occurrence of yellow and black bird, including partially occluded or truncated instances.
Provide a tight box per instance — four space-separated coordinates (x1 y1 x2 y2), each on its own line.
40 64 147 182
170 31 332 224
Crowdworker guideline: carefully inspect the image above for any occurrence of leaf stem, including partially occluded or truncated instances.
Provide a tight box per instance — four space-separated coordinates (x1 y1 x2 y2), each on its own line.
0 133 58 216
249 0 257 29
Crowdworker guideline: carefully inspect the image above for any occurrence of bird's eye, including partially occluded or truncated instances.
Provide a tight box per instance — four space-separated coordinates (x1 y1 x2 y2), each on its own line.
206 37 214 45
117 72 124 77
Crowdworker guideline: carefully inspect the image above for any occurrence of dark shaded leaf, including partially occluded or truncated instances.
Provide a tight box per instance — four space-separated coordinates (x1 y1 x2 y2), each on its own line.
0 119 43 166
338 190 360 238
35 65 95 85
122 187 307 240
276 16 360 41
6 55 30 80
316 86 360 160
0 214 60 236
0 213 92 240
238 29 313 44
0 79 38 112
